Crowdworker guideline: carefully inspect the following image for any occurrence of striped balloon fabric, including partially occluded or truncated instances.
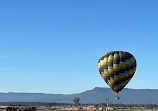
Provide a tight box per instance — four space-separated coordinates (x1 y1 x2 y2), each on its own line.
98 51 136 95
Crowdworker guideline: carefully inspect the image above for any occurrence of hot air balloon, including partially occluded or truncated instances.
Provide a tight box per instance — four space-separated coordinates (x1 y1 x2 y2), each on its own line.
98 51 136 100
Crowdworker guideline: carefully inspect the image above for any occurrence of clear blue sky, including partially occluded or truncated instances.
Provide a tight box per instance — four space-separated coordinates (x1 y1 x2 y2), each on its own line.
0 0 158 94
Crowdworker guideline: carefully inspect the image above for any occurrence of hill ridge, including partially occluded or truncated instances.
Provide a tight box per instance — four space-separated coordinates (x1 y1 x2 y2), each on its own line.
0 87 157 104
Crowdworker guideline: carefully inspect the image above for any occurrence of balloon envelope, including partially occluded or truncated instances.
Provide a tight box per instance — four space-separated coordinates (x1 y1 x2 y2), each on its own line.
98 51 136 95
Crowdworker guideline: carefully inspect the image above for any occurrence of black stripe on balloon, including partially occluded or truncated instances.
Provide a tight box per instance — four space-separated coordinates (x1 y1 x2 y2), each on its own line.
104 76 110 84
111 72 135 93
99 67 104 74
98 52 111 63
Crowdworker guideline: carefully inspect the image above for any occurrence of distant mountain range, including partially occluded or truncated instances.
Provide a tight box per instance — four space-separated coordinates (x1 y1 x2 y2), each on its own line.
0 87 158 104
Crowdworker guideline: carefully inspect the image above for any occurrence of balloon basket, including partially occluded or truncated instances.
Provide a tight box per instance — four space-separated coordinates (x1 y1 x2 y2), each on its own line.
115 96 119 100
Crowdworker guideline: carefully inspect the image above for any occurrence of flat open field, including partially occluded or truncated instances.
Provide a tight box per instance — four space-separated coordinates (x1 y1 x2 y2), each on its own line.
37 108 158 111
0 105 158 111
